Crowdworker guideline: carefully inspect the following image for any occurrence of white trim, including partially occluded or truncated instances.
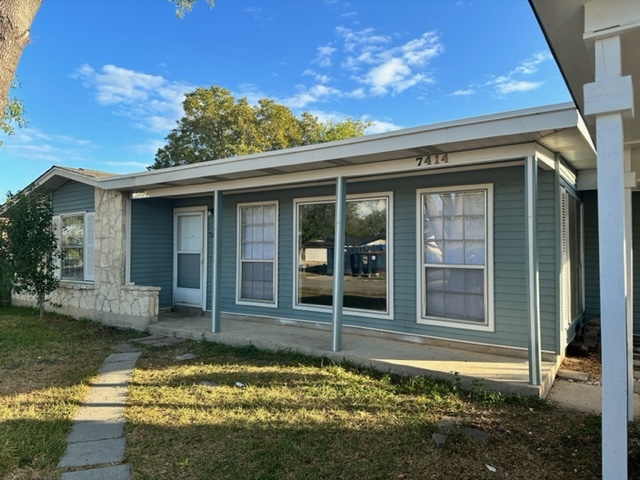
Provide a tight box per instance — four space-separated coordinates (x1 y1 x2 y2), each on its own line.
559 160 577 186
292 192 394 320
131 145 537 199
173 206 208 309
236 200 279 308
415 183 495 332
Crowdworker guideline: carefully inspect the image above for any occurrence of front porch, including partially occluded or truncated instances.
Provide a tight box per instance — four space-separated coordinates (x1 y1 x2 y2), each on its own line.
150 311 560 397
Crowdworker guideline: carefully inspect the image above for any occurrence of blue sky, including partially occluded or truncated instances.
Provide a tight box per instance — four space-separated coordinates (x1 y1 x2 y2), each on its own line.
0 0 571 198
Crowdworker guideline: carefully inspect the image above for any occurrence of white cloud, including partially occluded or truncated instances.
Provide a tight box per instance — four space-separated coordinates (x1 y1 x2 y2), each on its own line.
343 31 442 95
494 79 543 95
303 69 331 84
487 51 551 96
72 64 193 133
451 88 475 97
2 127 96 164
315 45 337 67
452 51 553 98
366 119 402 134
336 26 390 54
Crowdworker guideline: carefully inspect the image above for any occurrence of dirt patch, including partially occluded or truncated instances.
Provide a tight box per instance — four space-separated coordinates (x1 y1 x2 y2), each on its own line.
561 352 602 383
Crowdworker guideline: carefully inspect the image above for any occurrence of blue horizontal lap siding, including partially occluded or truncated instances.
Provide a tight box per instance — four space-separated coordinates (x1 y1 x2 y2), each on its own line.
537 170 558 352
582 190 599 321
52 181 94 215
216 166 552 350
130 198 174 309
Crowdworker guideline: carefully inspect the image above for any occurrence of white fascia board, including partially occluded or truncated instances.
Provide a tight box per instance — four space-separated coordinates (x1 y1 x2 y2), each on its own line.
36 167 102 189
136 144 535 199
100 104 579 191
535 144 557 170
584 0 640 40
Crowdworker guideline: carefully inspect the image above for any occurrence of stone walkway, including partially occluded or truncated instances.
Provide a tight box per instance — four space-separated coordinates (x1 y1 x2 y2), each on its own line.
58 335 183 480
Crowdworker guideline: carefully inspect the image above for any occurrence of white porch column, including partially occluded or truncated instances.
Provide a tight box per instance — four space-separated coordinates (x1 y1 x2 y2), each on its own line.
584 32 634 480
525 156 541 386
211 191 223 333
332 176 347 352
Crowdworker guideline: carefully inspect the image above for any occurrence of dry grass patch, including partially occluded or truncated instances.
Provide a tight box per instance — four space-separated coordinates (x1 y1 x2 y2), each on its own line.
126 340 640 480
0 306 139 479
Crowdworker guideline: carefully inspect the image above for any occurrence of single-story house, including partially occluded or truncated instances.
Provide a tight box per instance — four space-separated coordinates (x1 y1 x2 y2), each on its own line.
9 102 602 394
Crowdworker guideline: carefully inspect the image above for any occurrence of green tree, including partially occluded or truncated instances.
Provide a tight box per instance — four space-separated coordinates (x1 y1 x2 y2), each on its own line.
149 86 371 169
0 188 59 319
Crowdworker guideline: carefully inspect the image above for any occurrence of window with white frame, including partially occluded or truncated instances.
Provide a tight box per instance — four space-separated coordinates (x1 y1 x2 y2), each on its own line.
418 185 492 329
295 194 391 316
55 212 95 282
237 202 277 304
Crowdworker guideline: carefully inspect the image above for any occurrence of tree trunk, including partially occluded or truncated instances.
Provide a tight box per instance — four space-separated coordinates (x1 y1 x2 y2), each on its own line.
0 0 42 116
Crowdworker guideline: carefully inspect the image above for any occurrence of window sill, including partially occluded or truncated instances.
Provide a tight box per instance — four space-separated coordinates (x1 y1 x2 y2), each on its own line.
293 303 393 321
58 280 95 290
417 316 494 333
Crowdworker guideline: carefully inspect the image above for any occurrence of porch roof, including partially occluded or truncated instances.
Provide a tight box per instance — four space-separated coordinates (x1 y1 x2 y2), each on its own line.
529 0 640 168
98 103 595 196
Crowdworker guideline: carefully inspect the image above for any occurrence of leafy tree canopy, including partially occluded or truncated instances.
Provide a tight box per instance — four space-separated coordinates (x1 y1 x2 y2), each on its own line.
149 86 371 170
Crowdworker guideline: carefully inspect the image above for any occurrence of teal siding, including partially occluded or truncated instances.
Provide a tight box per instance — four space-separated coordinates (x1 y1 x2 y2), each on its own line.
130 198 174 309
582 190 600 321
52 181 94 215
537 170 558 352
581 190 640 336
215 166 549 350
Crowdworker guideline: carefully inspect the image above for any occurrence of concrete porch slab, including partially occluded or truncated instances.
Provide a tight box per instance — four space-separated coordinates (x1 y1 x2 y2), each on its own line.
150 312 559 397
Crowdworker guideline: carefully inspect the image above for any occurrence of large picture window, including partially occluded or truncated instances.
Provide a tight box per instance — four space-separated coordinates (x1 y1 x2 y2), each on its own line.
295 194 391 317
55 212 95 282
237 202 278 305
418 185 493 330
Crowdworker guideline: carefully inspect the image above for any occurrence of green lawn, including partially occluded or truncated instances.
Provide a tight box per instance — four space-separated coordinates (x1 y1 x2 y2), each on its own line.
125 340 640 480
0 306 138 480
2 307 640 479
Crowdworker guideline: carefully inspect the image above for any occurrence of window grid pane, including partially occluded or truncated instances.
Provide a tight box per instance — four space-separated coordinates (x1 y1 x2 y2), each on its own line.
422 189 487 323
239 204 276 302
61 215 85 280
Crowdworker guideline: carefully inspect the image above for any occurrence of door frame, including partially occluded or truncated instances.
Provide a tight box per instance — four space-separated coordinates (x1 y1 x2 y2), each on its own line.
173 206 208 310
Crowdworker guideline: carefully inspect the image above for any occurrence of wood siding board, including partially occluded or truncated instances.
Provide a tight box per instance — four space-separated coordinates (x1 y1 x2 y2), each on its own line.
130 198 174 308
52 181 94 215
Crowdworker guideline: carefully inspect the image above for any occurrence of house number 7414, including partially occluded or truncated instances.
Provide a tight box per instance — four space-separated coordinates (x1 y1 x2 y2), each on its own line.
415 153 449 166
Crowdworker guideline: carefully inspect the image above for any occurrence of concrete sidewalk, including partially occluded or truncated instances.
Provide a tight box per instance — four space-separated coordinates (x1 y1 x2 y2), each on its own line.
58 344 140 480
150 312 561 397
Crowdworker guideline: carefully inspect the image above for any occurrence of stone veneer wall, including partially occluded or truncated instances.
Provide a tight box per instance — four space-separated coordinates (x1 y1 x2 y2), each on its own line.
12 187 160 330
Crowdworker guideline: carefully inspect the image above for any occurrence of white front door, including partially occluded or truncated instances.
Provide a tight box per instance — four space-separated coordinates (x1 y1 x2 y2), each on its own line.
174 208 207 308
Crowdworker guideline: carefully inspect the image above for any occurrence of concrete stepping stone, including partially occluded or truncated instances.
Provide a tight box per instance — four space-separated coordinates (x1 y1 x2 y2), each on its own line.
557 369 589 382
58 437 126 468
175 353 197 361
61 464 131 480
67 421 124 444
131 335 185 347
58 346 140 478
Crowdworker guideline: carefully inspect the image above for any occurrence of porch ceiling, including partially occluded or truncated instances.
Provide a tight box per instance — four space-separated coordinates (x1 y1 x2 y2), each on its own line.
529 0 640 167
99 103 595 194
